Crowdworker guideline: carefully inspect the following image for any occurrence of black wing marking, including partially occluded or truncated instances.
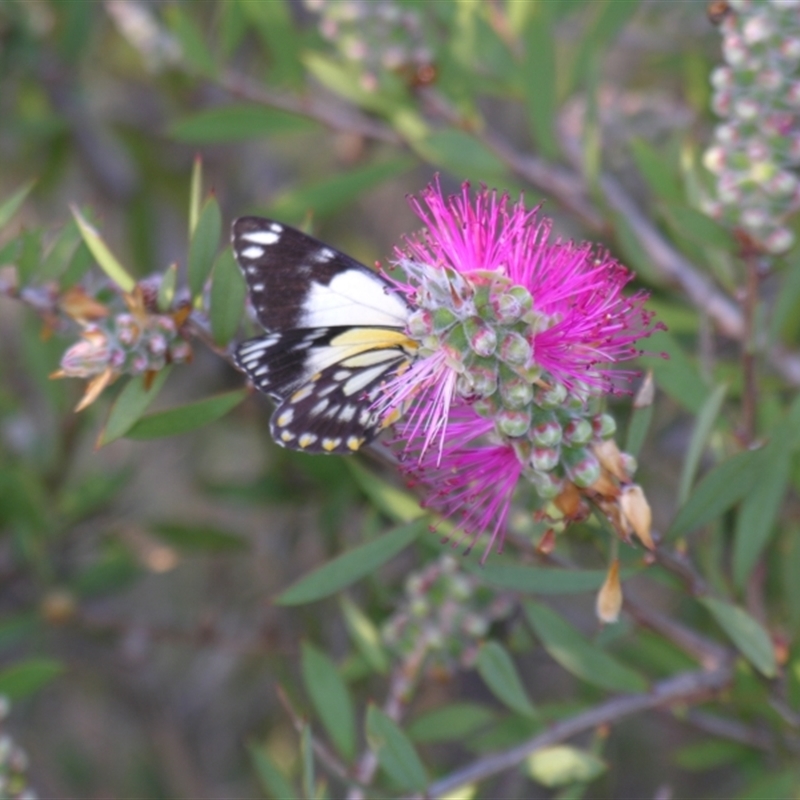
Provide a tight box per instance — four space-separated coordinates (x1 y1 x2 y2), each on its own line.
230 217 416 454
231 216 409 332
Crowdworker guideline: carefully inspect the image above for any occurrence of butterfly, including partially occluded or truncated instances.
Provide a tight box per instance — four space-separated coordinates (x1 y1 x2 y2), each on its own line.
231 216 418 454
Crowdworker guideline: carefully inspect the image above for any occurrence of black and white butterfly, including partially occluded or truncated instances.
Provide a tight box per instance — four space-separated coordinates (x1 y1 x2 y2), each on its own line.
231 216 417 454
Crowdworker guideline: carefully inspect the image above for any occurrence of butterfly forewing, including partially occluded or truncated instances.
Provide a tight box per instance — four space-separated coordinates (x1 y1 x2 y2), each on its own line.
231 217 415 454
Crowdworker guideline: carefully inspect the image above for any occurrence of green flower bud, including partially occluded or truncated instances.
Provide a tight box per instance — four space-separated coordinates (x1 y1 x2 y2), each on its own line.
499 331 532 366
531 447 559 472
563 418 593 446
497 408 531 437
462 316 497 356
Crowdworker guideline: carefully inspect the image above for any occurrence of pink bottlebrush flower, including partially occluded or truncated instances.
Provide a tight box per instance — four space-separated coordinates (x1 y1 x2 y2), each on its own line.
378 179 662 558
398 403 523 560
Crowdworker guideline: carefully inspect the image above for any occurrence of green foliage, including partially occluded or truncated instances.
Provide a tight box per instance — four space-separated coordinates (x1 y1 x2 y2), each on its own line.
476 641 538 718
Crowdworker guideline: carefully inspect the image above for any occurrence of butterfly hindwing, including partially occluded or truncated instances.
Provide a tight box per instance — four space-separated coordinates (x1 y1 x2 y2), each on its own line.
231 217 415 453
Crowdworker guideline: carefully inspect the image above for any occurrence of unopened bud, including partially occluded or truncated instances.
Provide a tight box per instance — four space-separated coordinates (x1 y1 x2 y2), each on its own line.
536 528 557 554
498 331 531 366
529 469 564 498
531 418 562 448
499 374 533 409
497 408 531 438
596 559 623 624
462 316 497 356
530 447 559 472
537 382 568 408
566 451 601 488
620 484 654 550
58 332 111 378
563 418 593 446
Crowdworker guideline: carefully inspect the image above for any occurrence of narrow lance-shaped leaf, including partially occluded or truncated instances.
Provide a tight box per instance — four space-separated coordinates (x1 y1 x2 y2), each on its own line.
667 448 767 539
0 179 36 230
172 105 313 145
189 155 202 238
476 641 538 718
277 519 427 605
247 742 298 800
732 442 791 588
300 724 314 800
0 658 64 699
210 249 247 346
98 369 171 446
700 597 777 678
125 389 248 440
188 195 222 299
522 2 559 161
71 206 135 292
366 705 428 792
301 642 357 761
524 602 648 693
470 560 621 595
340 596 389 674
678 383 728 506
407 704 495 745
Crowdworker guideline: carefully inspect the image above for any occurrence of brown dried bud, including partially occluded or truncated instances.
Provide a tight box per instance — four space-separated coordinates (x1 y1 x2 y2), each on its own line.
40 589 77 625
536 528 557 554
633 370 655 408
593 439 629 483
59 286 109 322
620 484 654 550
596 559 623 624
554 481 581 518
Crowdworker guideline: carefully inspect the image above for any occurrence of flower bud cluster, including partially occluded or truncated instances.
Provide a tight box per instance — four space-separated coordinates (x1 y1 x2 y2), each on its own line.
381 555 513 672
401 259 626 498
702 0 800 254
302 0 432 91
0 697 37 800
59 311 190 380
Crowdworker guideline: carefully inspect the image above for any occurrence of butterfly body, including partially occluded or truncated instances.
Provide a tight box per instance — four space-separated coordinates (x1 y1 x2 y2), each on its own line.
231 216 416 453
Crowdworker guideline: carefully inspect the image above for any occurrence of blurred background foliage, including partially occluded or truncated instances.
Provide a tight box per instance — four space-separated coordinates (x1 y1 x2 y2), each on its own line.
1 0 800 798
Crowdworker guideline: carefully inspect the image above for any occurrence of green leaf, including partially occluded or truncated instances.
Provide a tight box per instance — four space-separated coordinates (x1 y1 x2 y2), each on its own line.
476 642 537 718
524 602 648 693
471 560 613 594
569 0 641 94
300 724 314 800
625 403 653 459
268 157 415 224
210 249 248 346
661 203 735 252
157 263 178 312
735 769 799 800
301 642 356 761
612 211 667 287
126 389 248 440
732 442 791 588
0 180 35 230
407 703 495 744
189 155 203 238
527 746 606 788
152 522 248 552
700 597 777 678
0 658 64 699
340 596 389 674
248 742 298 800
60 241 93 288
639 331 709 414
71 206 135 292
630 138 683 204
678 383 728 506
188 195 222 298
170 105 313 143
39 219 80 281
164 5 216 76
15 229 42 285
237 0 302 86
345 462 426 523
411 129 508 182
668 448 767 539
98 370 171 446
522 2 559 160
674 739 750 771
366 705 428 792
303 53 397 114
277 519 427 605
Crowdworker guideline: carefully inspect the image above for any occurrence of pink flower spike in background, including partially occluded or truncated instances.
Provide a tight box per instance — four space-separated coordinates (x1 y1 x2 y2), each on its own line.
382 178 662 558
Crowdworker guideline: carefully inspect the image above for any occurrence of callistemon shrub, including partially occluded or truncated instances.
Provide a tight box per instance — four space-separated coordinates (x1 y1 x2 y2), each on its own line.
379 180 663 558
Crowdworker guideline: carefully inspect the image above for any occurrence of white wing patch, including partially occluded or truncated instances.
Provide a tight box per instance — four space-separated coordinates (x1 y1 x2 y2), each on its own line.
300 271 410 328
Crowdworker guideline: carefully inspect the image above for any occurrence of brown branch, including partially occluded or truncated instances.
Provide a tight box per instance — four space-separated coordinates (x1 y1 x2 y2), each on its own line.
405 663 733 800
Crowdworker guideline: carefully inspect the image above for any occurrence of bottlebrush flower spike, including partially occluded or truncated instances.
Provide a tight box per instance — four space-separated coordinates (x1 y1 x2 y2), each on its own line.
382 179 663 560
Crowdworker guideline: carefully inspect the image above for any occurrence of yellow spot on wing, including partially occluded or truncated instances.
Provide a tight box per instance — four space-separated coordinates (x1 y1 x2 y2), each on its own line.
347 436 364 451
298 433 317 448
291 385 313 403
322 437 341 451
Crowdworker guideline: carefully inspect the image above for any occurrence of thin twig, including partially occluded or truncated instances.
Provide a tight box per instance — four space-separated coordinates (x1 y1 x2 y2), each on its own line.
404 663 733 800
347 638 429 800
